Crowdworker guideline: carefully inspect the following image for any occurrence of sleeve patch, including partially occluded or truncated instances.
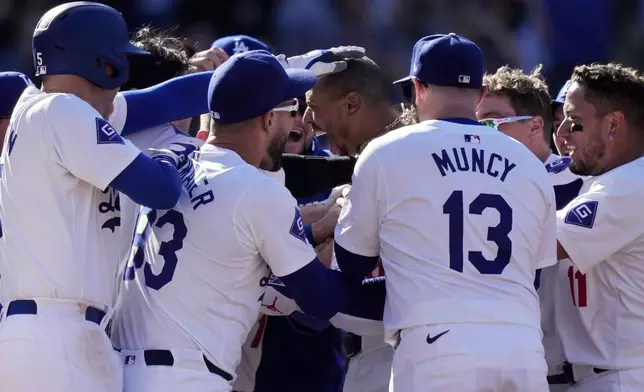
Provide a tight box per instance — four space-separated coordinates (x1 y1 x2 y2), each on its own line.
564 200 598 229
289 207 308 244
96 118 124 145
545 156 572 174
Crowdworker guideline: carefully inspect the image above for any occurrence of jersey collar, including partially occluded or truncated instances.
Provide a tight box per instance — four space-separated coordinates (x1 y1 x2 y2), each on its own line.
438 117 485 126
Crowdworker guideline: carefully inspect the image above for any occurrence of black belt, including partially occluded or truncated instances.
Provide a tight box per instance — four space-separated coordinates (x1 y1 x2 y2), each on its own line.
4 299 106 325
561 361 608 384
344 332 362 359
135 349 233 382
547 373 568 385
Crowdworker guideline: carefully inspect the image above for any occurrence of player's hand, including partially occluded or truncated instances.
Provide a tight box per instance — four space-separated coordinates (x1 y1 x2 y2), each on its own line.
149 141 200 169
276 46 366 77
189 47 229 71
311 202 342 243
300 203 326 225
260 274 300 316
324 184 351 214
315 239 334 268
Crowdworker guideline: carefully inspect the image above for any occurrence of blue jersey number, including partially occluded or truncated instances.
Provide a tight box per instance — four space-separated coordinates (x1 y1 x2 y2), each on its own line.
443 191 513 274
124 207 187 290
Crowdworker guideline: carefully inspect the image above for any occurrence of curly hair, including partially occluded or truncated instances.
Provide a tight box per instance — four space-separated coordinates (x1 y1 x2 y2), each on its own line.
121 26 197 90
484 65 552 144
571 63 644 132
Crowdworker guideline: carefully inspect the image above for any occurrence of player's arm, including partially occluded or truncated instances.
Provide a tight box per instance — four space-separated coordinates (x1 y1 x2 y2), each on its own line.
50 96 182 209
556 178 644 272
109 71 214 136
334 144 384 281
241 179 359 321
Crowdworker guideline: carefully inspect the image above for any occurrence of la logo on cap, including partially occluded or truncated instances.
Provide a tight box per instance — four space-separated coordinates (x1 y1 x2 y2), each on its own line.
458 75 471 84
233 40 249 54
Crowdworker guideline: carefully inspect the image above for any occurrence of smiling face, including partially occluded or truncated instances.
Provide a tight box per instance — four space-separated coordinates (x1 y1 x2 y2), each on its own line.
284 98 314 154
305 84 353 155
558 82 610 176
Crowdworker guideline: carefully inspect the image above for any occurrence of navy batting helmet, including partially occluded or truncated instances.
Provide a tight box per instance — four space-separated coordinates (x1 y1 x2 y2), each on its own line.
32 2 149 90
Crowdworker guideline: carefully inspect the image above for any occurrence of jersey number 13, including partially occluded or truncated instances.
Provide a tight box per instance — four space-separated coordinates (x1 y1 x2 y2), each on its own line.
443 190 512 274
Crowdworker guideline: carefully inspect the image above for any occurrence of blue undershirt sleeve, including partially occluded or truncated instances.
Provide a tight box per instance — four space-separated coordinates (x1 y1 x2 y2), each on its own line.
120 71 214 136
334 241 380 282
109 153 182 209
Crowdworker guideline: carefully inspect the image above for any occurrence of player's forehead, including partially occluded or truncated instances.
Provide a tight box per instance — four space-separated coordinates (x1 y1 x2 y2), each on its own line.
563 82 592 117
476 93 516 119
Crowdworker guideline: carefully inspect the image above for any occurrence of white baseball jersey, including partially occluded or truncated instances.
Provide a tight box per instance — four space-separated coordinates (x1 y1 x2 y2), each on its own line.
555 156 644 369
334 119 557 345
111 144 317 378
0 87 138 309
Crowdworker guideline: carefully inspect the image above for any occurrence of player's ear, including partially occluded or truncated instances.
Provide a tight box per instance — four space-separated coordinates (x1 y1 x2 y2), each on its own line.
607 110 625 138
343 91 361 115
261 111 275 133
528 115 545 141
477 86 487 106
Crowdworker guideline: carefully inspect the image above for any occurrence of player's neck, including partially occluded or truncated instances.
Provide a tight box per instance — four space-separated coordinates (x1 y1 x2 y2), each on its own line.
206 134 263 167
533 143 552 163
419 103 477 123
42 76 114 119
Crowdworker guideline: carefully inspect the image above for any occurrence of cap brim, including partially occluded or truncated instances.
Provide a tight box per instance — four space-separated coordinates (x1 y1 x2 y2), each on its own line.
120 42 150 56
393 75 412 85
552 98 565 105
284 68 317 99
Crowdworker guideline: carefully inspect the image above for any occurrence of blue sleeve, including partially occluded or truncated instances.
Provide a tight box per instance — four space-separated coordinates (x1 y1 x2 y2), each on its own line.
303 224 317 247
342 277 386 321
334 241 380 282
120 71 213 136
280 258 360 320
287 312 330 335
109 153 182 209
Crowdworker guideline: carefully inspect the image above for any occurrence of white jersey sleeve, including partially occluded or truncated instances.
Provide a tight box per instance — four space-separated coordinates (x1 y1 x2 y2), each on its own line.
108 92 128 134
556 176 644 273
49 94 140 191
239 177 317 277
334 143 385 257
536 187 558 269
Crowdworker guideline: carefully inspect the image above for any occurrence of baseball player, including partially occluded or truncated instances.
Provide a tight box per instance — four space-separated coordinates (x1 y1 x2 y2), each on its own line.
113 50 361 392
0 3 215 391
0 72 33 144
334 33 556 392
212 34 270 57
476 65 585 392
554 63 644 391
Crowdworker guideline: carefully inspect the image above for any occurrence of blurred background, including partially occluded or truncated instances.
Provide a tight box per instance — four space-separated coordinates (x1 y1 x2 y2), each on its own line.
1 0 643 95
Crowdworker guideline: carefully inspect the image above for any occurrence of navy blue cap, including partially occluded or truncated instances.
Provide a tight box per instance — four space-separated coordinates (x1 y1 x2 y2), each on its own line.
208 50 317 125
0 72 32 118
211 35 270 57
394 33 484 89
552 80 572 105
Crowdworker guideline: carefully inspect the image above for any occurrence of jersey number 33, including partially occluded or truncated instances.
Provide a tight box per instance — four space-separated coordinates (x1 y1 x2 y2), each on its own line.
124 207 188 290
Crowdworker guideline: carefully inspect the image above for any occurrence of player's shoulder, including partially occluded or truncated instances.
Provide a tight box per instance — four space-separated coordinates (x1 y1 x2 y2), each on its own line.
128 123 201 152
588 157 644 193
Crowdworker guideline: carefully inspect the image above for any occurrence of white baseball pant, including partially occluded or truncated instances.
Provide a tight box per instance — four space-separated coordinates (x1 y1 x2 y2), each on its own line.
343 336 394 392
390 323 548 392
122 348 232 392
0 299 122 392
566 366 644 392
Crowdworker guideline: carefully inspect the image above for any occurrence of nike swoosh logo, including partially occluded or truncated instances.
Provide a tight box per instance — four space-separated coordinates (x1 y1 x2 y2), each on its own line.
426 329 450 344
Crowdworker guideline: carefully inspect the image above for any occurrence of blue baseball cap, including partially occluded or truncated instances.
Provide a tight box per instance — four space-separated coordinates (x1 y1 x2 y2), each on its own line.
211 35 270 57
0 72 33 118
208 50 317 125
394 33 484 89
552 80 572 105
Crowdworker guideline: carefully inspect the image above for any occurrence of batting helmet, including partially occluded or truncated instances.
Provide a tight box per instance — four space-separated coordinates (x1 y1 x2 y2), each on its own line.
32 1 149 90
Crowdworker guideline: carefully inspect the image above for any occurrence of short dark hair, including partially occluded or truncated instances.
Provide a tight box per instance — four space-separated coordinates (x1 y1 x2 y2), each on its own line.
571 63 644 132
316 57 392 104
484 65 552 144
122 26 196 90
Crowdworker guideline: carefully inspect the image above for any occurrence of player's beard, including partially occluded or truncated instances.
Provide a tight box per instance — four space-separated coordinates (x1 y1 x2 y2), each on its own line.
569 136 605 176
264 130 288 171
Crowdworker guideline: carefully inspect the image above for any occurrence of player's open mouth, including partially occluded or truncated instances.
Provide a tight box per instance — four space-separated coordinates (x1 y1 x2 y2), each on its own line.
565 143 576 157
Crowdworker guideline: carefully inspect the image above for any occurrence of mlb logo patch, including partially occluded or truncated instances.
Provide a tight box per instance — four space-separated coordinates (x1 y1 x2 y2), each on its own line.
564 200 598 229
95 118 124 145
458 75 471 84
36 65 47 76
124 355 136 365
211 111 220 120
545 157 572 174
464 134 481 143
289 208 308 244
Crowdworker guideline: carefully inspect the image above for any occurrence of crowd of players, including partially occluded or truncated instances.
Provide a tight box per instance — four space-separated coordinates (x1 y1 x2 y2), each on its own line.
0 2 644 392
